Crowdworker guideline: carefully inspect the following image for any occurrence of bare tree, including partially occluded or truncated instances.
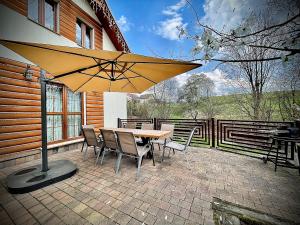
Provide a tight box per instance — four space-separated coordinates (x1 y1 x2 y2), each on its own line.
149 78 179 118
275 56 300 120
181 0 300 63
179 73 218 119
222 25 277 120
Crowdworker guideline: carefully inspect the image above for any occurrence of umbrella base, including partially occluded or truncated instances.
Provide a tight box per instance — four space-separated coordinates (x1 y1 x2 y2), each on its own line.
6 160 77 194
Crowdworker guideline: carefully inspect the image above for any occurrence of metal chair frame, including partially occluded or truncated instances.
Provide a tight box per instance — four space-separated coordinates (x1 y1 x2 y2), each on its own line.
162 127 197 169
115 131 154 179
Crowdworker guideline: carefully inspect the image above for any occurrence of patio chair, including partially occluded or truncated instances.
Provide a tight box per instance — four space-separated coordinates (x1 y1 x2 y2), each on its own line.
141 123 154 130
162 127 197 169
81 125 102 152
124 122 136 129
136 123 155 145
81 126 103 162
151 124 175 151
115 131 154 179
98 129 119 165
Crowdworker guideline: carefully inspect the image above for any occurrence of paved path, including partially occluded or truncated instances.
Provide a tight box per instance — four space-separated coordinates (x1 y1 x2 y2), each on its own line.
0 147 299 225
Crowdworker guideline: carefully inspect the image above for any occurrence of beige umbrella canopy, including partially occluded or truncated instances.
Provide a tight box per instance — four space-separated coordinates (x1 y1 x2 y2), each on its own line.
0 39 201 93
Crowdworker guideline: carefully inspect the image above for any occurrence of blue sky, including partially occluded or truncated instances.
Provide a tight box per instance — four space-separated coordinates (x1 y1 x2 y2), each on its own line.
106 0 277 95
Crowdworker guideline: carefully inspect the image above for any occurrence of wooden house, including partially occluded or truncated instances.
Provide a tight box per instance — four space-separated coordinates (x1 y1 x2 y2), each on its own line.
0 0 128 167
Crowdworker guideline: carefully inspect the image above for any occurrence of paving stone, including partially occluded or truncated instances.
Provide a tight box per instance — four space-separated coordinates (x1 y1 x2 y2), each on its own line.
86 211 107 225
130 207 148 222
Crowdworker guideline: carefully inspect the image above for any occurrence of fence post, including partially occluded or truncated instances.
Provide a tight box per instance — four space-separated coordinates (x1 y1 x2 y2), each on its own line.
211 117 215 148
153 118 157 130
117 118 121 128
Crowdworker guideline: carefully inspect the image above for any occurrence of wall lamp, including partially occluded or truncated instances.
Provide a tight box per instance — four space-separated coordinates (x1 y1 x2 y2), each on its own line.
24 65 33 80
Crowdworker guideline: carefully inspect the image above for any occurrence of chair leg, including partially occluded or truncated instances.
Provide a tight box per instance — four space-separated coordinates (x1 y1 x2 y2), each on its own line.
94 146 97 155
115 153 122 174
158 144 161 151
161 147 166 162
84 145 89 161
151 147 155 166
95 148 101 165
100 149 107 165
137 156 143 179
81 141 85 152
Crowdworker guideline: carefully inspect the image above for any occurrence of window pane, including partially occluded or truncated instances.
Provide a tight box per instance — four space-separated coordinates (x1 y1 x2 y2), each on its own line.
46 84 62 112
45 0 55 30
47 115 62 141
67 89 81 112
85 28 91 49
28 0 39 22
68 115 81 138
76 20 82 46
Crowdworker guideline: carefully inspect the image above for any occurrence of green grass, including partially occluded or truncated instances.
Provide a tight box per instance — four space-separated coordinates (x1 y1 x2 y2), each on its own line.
169 91 300 121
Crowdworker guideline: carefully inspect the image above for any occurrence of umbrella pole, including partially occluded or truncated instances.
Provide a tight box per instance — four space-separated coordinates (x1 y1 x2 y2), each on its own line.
40 70 48 172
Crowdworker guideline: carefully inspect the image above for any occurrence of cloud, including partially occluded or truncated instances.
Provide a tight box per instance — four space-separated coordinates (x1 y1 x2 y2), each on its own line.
116 15 132 32
201 0 267 31
155 0 187 41
176 69 242 95
204 69 229 95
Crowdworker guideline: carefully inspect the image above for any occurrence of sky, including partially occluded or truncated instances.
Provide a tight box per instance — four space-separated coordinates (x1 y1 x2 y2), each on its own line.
106 0 280 95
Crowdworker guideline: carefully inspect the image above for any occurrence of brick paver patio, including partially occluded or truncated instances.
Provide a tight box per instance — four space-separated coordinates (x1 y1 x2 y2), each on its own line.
0 147 299 225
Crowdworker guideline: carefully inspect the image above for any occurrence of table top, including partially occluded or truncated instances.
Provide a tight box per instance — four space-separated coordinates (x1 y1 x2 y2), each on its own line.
99 127 171 139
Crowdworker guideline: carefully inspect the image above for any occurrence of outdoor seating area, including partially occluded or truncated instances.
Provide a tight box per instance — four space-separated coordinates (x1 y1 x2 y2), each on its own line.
1 145 300 225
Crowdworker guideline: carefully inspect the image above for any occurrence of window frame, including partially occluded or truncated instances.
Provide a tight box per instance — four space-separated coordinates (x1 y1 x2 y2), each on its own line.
76 18 94 49
27 0 59 33
47 82 84 143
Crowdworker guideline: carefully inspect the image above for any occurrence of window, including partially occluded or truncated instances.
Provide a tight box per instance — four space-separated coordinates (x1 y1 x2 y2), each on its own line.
28 0 58 32
67 90 82 138
76 19 93 49
46 83 82 142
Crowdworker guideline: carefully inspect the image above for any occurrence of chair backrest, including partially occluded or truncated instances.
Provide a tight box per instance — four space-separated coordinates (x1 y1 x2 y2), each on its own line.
115 131 138 156
161 124 175 138
100 129 118 150
124 122 136 129
185 127 197 149
141 123 154 130
82 127 98 146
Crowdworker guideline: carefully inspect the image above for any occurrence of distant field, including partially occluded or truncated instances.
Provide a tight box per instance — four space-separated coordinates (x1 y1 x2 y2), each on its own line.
170 91 300 121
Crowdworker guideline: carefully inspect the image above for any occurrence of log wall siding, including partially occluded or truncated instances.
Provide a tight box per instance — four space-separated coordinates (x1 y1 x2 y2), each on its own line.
86 92 104 130
0 58 42 155
0 58 104 155
0 0 27 16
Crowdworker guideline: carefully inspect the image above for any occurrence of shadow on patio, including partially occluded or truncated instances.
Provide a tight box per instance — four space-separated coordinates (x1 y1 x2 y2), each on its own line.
0 147 300 225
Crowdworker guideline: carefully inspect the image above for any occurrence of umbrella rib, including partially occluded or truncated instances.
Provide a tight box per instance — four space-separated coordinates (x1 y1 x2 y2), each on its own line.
114 63 139 92
116 60 200 66
115 61 157 84
51 61 110 80
79 71 111 80
114 63 136 80
74 63 111 92
116 76 141 80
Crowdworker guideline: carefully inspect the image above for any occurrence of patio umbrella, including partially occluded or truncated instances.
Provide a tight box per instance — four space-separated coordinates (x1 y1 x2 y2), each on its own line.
0 39 200 93
0 39 201 193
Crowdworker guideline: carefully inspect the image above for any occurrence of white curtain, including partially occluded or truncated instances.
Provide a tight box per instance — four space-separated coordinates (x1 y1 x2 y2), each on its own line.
46 84 63 141
67 90 81 138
